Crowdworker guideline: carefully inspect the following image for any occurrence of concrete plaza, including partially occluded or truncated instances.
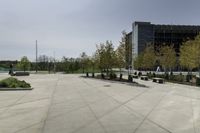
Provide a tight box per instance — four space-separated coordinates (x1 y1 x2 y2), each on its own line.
0 74 200 133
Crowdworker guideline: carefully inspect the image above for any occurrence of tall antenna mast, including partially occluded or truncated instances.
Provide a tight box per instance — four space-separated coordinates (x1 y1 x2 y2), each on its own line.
36 40 38 73
53 51 56 74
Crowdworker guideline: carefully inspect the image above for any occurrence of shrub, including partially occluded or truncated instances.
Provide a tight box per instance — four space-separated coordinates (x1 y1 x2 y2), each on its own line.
109 72 117 79
92 73 95 78
86 72 89 77
147 72 155 79
101 73 105 79
119 74 123 80
196 77 200 86
172 74 184 82
186 74 192 82
128 75 133 82
0 77 31 88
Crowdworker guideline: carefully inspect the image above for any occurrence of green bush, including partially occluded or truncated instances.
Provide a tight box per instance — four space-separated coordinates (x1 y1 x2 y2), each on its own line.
171 74 184 82
186 74 192 82
147 72 156 79
196 77 200 86
0 77 31 88
109 72 117 79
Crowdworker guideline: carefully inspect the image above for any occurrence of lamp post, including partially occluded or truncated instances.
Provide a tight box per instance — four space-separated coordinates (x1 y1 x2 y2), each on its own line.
36 40 38 73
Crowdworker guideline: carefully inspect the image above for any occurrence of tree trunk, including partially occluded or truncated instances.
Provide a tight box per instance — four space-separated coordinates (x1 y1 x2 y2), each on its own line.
198 66 200 77
82 67 85 73
92 64 94 73
106 68 109 76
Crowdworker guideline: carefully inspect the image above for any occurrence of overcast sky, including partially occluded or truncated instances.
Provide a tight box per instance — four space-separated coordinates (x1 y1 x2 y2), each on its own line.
1 0 200 61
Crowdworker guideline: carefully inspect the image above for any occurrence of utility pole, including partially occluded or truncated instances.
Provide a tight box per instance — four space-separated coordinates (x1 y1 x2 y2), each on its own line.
36 40 38 73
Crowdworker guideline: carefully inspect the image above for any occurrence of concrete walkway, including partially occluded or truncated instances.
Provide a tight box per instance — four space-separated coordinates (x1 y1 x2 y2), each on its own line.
0 74 200 133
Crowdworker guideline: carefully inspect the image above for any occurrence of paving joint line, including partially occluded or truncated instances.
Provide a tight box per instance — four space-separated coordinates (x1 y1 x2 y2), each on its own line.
14 120 44 133
0 97 50 110
188 88 197 133
74 90 108 133
72 78 108 133
0 106 47 120
41 76 60 133
124 104 172 133
0 90 31 118
132 91 172 133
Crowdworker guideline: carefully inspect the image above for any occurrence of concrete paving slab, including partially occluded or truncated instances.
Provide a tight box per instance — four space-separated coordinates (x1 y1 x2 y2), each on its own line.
75 121 105 133
0 107 47 133
0 74 200 133
125 89 167 116
88 97 120 118
43 106 96 133
15 122 43 133
47 98 86 119
148 94 195 133
135 120 169 133
192 99 200 133
99 106 144 133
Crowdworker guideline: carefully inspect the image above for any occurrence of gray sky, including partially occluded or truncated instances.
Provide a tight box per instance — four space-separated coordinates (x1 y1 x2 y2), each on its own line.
1 0 200 61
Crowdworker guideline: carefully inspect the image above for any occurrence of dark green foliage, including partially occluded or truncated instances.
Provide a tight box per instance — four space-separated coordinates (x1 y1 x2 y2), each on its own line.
186 74 192 82
86 72 89 77
119 74 123 80
164 73 169 80
92 73 95 78
109 72 117 79
169 74 184 82
101 73 105 79
196 77 200 86
128 75 133 82
0 77 31 88
147 72 156 79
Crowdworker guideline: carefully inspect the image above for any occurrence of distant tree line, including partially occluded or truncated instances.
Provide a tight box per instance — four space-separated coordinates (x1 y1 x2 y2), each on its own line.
3 33 200 77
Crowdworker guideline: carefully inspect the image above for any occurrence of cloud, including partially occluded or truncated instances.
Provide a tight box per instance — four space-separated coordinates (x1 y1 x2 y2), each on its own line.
0 0 200 60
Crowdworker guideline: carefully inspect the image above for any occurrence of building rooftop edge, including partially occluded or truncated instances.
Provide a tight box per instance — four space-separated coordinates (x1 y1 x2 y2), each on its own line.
133 21 200 27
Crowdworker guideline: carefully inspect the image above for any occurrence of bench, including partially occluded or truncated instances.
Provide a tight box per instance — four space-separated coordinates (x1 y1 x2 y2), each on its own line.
152 78 165 84
14 72 30 76
141 76 148 81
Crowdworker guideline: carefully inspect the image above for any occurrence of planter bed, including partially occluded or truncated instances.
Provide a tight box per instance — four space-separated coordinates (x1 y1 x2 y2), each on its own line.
81 74 147 88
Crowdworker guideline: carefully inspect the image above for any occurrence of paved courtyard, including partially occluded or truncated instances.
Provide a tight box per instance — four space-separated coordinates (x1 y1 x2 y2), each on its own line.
0 74 200 133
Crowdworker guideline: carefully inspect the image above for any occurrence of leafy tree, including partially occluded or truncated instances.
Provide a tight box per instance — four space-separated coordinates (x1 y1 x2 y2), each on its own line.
95 41 116 75
80 52 89 73
116 40 126 74
38 55 49 70
18 56 30 72
89 54 98 73
133 53 144 70
180 40 197 74
47 56 55 73
159 45 176 72
180 34 200 76
141 44 156 70
192 35 200 76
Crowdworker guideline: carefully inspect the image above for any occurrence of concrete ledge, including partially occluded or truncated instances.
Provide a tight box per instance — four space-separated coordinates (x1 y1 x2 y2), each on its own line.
0 87 33 91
